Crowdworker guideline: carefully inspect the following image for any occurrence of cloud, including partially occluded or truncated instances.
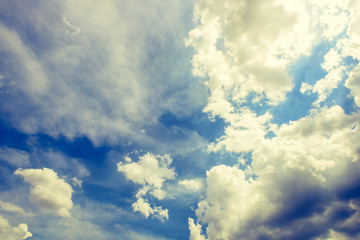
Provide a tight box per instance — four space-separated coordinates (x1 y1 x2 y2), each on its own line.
0 215 32 240
185 0 317 118
186 1 360 238
14 167 74 218
0 201 33 217
132 197 169 222
189 218 207 240
298 0 360 108
190 105 360 239
179 179 203 192
118 153 176 199
0 147 30 168
0 0 201 146
118 152 176 221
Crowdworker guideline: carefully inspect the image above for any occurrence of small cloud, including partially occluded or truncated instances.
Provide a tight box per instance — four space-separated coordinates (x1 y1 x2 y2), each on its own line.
179 179 203 192
188 218 207 240
300 82 313 94
118 152 176 221
14 167 74 218
132 198 168 222
70 177 83 188
0 215 32 239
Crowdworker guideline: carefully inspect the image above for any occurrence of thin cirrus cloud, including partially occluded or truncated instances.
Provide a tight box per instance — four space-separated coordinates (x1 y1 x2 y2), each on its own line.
0 0 360 239
0 0 203 146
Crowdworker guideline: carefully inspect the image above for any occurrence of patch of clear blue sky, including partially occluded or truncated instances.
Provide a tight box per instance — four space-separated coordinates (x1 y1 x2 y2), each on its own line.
326 56 359 114
270 41 331 125
220 42 332 125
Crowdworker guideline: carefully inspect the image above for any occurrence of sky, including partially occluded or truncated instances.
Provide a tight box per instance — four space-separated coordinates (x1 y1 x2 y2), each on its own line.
0 0 360 239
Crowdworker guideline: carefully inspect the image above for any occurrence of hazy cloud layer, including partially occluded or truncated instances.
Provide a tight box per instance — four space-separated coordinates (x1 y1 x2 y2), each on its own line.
0 0 202 146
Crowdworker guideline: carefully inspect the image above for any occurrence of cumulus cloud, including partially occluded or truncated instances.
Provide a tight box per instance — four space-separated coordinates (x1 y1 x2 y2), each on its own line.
189 218 207 240
179 179 203 192
0 215 32 240
118 153 175 221
298 0 360 108
14 167 74 218
187 1 360 239
191 106 360 239
185 0 317 118
132 198 169 222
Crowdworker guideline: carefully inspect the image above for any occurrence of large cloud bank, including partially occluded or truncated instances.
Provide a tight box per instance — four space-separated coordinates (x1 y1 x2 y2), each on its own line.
187 0 360 239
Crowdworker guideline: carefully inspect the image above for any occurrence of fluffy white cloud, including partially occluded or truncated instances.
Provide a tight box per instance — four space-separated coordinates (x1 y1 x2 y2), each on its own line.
179 179 203 192
118 153 175 221
132 198 169 222
118 153 175 199
298 1 360 108
342 1 360 107
0 215 32 240
14 167 74 218
189 218 207 240
187 2 360 237
185 0 317 120
191 105 360 239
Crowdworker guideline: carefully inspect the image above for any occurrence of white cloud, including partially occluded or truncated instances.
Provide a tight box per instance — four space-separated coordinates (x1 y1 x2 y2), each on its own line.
190 105 360 239
118 152 175 221
189 218 207 240
186 0 360 238
179 179 203 192
208 108 272 153
341 1 360 107
0 215 32 240
132 198 169 222
118 153 175 198
0 201 33 217
14 167 74 218
185 0 317 119
346 65 360 106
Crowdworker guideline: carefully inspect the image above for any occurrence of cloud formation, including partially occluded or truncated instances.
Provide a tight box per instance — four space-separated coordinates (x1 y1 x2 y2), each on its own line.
0 201 33 217
179 179 203 192
14 167 74 218
0 215 32 240
187 0 360 239
0 0 201 146
191 106 360 239
0 147 30 168
118 153 176 221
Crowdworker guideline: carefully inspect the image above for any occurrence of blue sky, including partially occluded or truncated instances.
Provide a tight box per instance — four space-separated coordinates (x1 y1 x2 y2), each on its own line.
1 0 360 239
